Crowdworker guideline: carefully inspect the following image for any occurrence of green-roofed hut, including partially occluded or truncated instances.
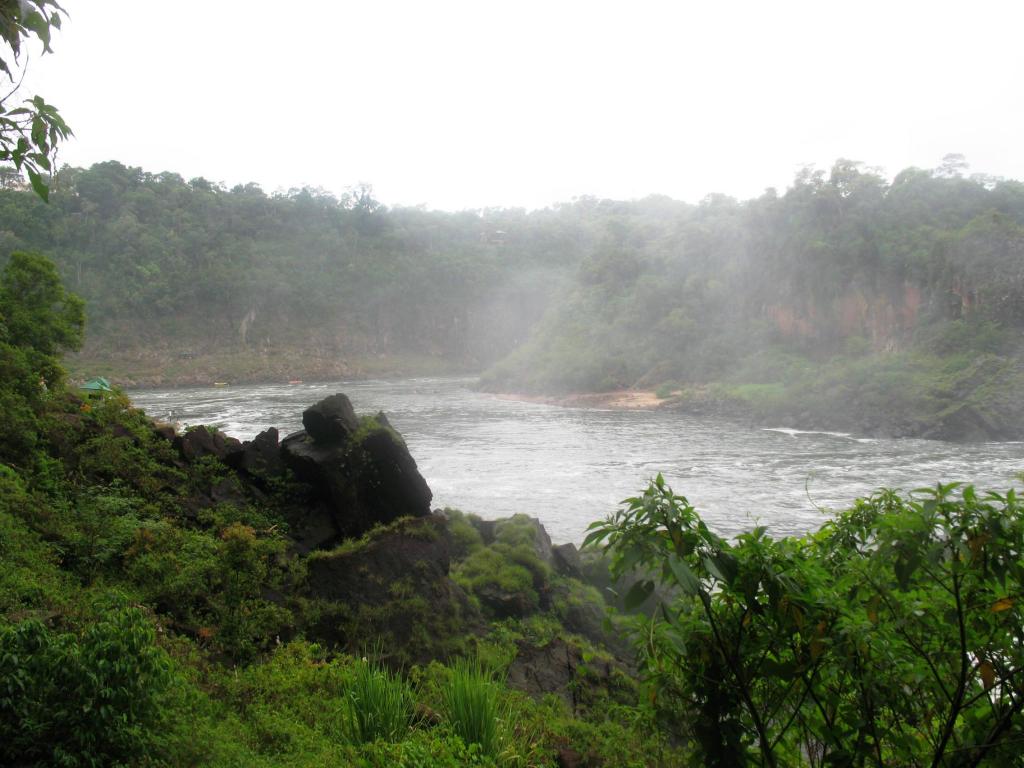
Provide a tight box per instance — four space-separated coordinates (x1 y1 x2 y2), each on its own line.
80 376 113 394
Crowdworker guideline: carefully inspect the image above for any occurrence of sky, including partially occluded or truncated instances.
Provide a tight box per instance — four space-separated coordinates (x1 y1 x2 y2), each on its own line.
18 0 1024 211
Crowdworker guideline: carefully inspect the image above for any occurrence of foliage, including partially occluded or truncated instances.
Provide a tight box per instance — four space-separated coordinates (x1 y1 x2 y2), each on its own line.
0 599 175 767
441 655 508 759
453 515 552 619
0 0 71 200
586 475 1024 766
443 508 484 558
342 655 414 744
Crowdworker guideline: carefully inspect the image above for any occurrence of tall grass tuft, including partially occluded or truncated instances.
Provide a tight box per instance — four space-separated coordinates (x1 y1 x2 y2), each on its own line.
342 656 413 744
442 656 505 757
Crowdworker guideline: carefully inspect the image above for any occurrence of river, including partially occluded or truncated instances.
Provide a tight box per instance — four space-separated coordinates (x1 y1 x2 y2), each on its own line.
129 377 1023 545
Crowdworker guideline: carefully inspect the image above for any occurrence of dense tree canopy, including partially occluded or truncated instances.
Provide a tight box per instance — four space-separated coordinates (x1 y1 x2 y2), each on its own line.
0 156 1022 435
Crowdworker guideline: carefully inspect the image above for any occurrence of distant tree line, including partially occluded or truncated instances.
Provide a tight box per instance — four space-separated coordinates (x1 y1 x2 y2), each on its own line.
0 157 1022 399
0 161 603 365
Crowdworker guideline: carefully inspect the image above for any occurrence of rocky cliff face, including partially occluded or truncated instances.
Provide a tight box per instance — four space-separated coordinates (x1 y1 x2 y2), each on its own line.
764 281 926 349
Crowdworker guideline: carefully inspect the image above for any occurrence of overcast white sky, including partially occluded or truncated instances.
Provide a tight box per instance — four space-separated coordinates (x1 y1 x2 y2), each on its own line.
18 0 1024 210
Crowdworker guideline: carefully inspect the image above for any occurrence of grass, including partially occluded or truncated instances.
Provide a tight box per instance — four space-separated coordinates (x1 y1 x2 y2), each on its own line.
342 656 413 744
442 656 506 758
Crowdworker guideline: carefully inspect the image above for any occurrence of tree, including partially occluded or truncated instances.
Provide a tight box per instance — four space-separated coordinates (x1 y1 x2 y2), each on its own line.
0 0 71 200
585 476 1024 766
937 153 969 179
0 250 84 360
0 251 83 464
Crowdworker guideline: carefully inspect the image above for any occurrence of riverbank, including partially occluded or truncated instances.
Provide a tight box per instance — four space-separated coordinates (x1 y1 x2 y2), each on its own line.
493 388 667 409
65 348 476 389
486 349 1024 442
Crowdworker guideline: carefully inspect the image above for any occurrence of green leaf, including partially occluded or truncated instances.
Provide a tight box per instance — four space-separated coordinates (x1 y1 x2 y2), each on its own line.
668 555 701 597
26 167 47 202
623 579 655 610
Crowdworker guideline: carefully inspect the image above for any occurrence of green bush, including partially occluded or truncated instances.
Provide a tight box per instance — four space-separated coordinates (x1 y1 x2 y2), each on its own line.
444 508 484 559
654 380 680 399
586 476 1024 766
0 601 175 767
454 548 539 616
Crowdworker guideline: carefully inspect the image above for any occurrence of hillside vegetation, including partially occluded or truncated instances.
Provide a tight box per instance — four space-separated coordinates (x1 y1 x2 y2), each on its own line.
482 160 1024 439
0 162 598 380
1 157 1022 436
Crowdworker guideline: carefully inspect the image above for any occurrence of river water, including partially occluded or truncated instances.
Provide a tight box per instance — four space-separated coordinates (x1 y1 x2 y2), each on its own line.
129 377 1023 545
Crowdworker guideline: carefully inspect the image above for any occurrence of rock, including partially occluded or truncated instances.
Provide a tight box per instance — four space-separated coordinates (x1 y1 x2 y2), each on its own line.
475 582 538 619
348 429 433 531
306 515 480 662
152 423 176 442
308 515 453 602
470 517 498 545
524 516 554 565
553 582 604 635
374 410 393 430
224 427 283 479
508 636 634 712
552 543 583 579
302 393 359 443
174 426 241 462
210 476 247 506
279 397 432 538
279 430 337 493
507 637 582 708
490 515 553 565
286 502 342 554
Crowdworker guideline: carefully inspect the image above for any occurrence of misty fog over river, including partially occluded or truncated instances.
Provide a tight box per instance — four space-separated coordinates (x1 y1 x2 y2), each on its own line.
130 377 1023 545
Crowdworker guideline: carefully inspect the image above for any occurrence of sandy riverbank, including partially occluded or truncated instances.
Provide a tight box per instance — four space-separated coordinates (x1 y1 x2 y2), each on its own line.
493 389 667 409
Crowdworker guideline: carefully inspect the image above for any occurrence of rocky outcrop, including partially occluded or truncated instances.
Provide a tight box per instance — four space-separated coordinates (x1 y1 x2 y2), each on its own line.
507 636 633 712
280 394 432 539
301 393 359 442
174 426 241 462
306 514 480 661
170 393 432 548
224 427 283 481
552 543 583 579
507 637 583 708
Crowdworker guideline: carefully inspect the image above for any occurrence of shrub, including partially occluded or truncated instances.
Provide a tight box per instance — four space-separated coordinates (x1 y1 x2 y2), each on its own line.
586 476 1024 767
0 601 175 767
654 380 679 399
444 508 484 559
342 656 414 744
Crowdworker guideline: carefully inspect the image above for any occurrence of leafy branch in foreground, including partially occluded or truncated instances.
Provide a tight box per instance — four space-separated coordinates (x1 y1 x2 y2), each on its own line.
0 0 71 200
585 476 1024 766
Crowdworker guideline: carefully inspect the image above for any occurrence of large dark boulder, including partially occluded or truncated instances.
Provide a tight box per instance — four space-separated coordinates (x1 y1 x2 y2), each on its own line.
279 394 432 538
348 429 433 529
302 393 359 443
286 502 343 554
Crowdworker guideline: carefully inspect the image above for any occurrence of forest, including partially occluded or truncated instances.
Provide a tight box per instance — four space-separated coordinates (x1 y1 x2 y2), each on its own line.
1 155 1022 438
